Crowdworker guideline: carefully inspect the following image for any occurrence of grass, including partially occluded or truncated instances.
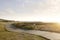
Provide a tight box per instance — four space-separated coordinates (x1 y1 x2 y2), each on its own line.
0 32 49 40
0 22 49 40
0 22 7 31
12 22 60 33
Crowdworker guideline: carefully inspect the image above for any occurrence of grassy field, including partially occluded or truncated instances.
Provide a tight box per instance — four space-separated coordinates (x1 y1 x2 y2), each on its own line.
0 21 49 40
12 22 60 33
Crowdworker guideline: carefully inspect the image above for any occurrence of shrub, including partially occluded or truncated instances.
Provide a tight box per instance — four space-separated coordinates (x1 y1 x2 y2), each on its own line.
12 23 34 30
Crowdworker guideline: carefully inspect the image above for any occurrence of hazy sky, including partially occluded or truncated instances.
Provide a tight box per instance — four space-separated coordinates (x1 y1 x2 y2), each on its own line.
0 0 60 22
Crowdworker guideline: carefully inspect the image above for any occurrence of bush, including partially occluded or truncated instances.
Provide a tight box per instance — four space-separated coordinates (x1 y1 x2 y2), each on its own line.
12 23 34 30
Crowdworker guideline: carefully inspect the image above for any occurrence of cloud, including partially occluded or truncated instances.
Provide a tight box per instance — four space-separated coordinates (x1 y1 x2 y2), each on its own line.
16 0 59 14
16 0 60 22
0 0 60 22
0 8 18 20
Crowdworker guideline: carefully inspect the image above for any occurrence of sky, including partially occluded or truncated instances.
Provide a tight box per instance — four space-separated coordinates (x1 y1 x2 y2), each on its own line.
0 0 60 22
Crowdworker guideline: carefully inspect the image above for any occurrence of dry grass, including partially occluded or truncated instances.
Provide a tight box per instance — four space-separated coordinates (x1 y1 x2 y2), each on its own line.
0 32 49 40
0 22 7 31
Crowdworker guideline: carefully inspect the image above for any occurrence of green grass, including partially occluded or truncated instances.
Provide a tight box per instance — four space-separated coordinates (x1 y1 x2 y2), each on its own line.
0 22 49 40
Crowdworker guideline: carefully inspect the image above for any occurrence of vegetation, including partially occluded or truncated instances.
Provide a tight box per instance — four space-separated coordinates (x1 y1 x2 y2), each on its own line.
12 22 52 30
12 23 34 30
0 32 49 40
0 22 8 31
12 22 60 33
12 22 47 30
0 19 49 40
